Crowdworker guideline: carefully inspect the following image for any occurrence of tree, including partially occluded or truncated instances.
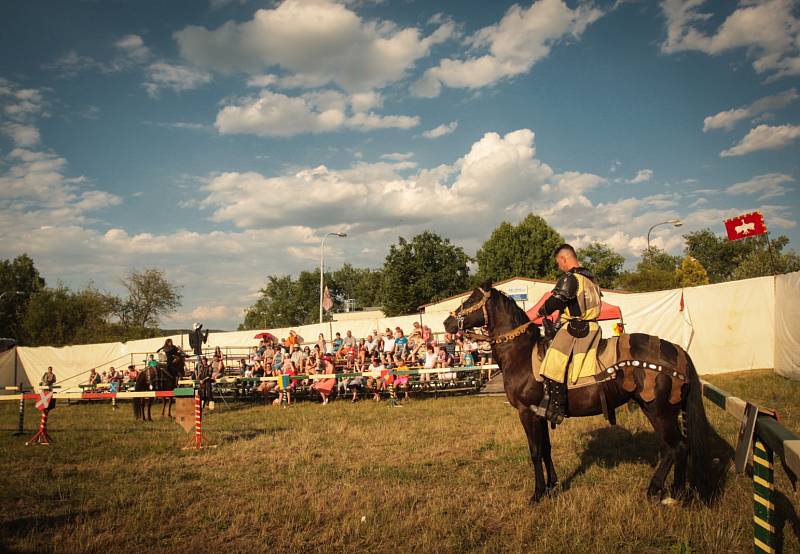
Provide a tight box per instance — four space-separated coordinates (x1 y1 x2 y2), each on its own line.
577 242 625 289
0 254 46 342
683 229 750 283
731 235 800 280
22 284 122 346
381 231 471 316
617 247 680 292
241 275 301 330
685 228 800 281
330 264 383 309
476 214 563 282
676 256 709 287
116 268 182 331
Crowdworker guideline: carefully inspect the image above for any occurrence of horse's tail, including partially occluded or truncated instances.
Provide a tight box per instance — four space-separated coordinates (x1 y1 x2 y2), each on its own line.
685 354 714 502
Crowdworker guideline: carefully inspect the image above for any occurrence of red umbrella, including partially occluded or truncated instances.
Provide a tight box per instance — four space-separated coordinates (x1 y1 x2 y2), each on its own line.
253 332 276 341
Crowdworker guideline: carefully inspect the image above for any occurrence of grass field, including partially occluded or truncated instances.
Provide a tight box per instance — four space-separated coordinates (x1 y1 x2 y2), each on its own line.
1 369 798 553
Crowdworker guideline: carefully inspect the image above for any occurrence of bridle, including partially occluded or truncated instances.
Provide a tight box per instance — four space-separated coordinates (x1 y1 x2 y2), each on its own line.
451 287 534 344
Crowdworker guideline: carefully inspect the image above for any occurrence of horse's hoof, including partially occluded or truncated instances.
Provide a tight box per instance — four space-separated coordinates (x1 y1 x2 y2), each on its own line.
546 482 560 496
529 493 544 504
646 486 662 502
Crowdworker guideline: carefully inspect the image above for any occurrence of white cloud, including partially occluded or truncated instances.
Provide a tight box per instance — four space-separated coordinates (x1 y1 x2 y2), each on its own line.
379 152 414 161
720 124 800 157
703 89 798 131
175 0 455 92
144 62 213 97
0 80 47 121
115 34 151 63
725 173 794 200
422 120 458 139
627 169 653 184
411 0 603 97
215 89 418 136
246 74 278 87
2 123 40 146
661 0 800 81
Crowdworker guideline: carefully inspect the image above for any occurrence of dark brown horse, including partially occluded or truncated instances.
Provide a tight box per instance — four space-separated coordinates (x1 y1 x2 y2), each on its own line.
133 353 185 421
443 281 714 504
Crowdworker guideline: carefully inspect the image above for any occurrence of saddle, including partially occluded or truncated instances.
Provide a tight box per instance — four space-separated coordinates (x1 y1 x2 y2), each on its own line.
532 332 690 423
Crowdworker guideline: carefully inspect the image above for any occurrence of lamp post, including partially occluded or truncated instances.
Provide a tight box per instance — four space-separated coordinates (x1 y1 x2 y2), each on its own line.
646 219 683 250
319 232 347 324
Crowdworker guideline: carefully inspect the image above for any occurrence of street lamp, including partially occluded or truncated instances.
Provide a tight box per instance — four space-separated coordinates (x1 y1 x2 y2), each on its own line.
319 232 347 324
647 219 683 250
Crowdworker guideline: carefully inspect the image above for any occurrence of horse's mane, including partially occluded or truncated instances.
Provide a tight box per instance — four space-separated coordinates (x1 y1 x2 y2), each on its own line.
492 287 541 339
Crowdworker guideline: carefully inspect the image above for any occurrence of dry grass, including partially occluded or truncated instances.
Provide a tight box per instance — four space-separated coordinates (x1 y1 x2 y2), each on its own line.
1 369 798 553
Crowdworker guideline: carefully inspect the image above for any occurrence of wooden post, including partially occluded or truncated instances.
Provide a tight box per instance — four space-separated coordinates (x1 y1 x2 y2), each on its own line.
194 392 202 449
13 383 25 436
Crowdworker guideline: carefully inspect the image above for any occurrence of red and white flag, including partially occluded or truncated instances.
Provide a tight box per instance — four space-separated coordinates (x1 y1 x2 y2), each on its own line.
36 390 53 411
724 211 767 241
322 286 334 312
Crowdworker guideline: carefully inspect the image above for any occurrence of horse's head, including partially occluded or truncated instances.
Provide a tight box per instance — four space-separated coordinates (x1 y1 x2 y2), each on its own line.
443 279 493 334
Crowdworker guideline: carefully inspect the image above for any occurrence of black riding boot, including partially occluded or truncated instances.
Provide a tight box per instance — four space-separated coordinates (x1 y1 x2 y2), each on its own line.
538 377 567 428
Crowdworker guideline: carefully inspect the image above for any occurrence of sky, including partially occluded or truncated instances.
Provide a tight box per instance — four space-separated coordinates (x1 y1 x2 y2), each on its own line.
1 0 799 331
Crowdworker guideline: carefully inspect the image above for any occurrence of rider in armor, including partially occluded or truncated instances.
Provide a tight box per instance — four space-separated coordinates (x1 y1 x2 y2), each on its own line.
536 244 603 427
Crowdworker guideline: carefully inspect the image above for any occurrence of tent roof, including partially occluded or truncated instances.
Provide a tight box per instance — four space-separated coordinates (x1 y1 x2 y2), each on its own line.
526 291 622 324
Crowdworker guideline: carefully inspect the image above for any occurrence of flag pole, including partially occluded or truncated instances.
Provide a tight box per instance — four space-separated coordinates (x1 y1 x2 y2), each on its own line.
764 232 778 275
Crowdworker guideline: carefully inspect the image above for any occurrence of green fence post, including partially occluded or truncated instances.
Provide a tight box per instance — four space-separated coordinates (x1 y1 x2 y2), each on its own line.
752 436 776 554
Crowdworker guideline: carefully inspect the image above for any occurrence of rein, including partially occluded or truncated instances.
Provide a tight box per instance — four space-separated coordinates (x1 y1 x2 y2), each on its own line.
452 288 535 345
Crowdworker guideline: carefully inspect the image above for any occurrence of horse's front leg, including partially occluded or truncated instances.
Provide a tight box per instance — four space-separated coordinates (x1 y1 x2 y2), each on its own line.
540 417 559 492
518 408 546 503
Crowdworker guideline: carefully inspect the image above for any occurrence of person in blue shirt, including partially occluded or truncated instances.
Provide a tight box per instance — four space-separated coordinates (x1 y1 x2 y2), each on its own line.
393 327 409 363
332 332 344 354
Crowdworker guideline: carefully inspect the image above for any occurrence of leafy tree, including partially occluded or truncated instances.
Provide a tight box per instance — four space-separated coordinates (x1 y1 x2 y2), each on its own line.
330 264 383 309
731 235 800 280
22 284 123 346
241 275 302 330
676 256 709 287
381 231 471 316
476 214 563 282
0 254 46 342
577 242 625 289
683 229 750 283
116 268 182 331
685 228 800 281
617 247 680 292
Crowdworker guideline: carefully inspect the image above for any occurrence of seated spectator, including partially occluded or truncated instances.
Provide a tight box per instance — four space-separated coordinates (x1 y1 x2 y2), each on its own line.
343 330 356 349
346 363 364 402
332 332 343 354
146 354 158 369
317 333 327 355
422 324 433 346
126 365 138 383
356 338 367 369
311 356 336 405
238 358 248 377
421 345 437 382
212 353 225 378
394 359 410 401
271 348 284 373
290 344 305 372
86 368 101 388
381 329 395 365
393 327 408 363
364 334 379 359
366 356 384 401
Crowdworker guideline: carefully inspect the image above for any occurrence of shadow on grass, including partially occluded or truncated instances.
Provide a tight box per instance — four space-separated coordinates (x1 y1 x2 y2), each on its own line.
0 509 101 552
218 426 290 443
561 423 735 502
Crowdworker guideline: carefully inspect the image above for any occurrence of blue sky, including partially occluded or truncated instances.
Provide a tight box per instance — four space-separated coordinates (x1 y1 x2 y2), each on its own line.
1 0 799 330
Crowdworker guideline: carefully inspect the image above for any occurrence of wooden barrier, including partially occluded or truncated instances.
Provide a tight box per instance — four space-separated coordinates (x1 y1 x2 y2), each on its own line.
1 388 197 446
701 380 799 554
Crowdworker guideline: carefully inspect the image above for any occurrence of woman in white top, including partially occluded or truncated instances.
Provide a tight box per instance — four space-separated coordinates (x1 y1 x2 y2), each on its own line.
421 345 437 382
